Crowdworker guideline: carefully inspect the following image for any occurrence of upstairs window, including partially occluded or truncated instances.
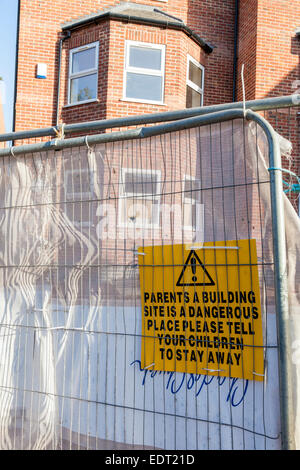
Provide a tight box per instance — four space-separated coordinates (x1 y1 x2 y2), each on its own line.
123 41 165 105
186 55 204 108
68 42 99 105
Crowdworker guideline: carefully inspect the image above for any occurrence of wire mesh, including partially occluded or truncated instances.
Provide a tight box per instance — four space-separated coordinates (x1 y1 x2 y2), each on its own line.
6 103 299 214
0 116 288 450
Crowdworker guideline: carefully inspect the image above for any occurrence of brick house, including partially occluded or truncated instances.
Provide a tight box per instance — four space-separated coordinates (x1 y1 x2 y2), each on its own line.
12 1 299 115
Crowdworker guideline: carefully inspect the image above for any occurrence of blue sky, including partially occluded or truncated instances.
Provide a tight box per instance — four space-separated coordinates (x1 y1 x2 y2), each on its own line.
0 0 19 132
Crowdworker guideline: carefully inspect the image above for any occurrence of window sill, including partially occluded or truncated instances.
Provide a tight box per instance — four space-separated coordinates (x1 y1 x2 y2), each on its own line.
120 98 167 106
63 99 100 108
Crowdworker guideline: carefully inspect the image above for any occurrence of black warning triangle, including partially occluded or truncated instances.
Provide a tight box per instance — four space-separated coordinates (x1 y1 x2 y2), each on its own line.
176 250 215 287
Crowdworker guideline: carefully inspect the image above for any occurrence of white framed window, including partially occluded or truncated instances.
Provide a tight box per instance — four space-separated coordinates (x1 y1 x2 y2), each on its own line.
65 168 95 227
65 168 95 200
186 55 204 108
68 42 99 105
183 175 201 231
123 41 166 105
119 168 161 228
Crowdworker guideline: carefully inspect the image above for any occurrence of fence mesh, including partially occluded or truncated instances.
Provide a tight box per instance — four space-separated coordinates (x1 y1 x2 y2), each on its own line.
0 117 299 450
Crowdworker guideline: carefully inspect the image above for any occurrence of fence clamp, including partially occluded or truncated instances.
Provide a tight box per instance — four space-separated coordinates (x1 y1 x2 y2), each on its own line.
53 123 65 145
268 167 300 194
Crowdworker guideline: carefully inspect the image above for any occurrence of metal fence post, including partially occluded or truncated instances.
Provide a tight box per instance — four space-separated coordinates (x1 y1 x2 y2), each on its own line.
247 110 295 450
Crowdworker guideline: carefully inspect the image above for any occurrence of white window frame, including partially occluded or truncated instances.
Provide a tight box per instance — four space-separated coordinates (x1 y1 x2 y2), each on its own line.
186 54 205 107
123 40 166 105
65 168 95 227
118 167 161 229
68 41 99 106
65 168 95 200
182 174 201 231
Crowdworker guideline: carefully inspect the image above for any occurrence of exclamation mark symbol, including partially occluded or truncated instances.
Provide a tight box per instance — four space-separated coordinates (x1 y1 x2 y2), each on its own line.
191 256 197 283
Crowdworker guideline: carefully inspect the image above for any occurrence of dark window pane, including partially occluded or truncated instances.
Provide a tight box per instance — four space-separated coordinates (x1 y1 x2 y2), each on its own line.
66 170 92 197
184 178 201 200
124 172 158 195
129 46 162 70
72 47 96 74
126 72 162 102
188 60 203 88
186 85 202 108
70 74 97 103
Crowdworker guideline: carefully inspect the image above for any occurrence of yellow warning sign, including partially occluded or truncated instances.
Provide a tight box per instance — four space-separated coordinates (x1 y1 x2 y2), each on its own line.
138 239 264 382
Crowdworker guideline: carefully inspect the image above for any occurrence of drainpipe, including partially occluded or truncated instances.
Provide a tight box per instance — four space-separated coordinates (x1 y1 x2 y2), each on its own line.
233 0 239 102
56 30 71 127
12 0 21 134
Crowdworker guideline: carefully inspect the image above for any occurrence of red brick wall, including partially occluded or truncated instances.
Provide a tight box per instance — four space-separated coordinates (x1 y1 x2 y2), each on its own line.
15 0 236 132
235 0 300 211
236 0 258 102
236 0 300 102
187 0 236 105
256 0 300 208
15 0 188 131
255 0 300 195
255 0 300 100
60 23 110 125
60 19 207 125
14 0 300 206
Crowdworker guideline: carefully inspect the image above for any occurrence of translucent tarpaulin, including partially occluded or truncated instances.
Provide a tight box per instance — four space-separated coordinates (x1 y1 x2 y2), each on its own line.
0 118 298 450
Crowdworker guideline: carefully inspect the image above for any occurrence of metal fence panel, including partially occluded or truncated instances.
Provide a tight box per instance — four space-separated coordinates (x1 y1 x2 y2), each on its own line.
0 112 298 450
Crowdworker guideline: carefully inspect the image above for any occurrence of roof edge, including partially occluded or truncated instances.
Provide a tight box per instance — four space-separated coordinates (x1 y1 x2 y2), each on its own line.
61 11 214 54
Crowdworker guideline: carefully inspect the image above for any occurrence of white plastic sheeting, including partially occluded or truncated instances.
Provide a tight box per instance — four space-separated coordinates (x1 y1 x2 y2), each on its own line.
0 119 298 449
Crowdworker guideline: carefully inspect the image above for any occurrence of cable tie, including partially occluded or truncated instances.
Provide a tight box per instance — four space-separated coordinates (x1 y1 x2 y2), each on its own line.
85 135 94 153
253 371 265 377
268 166 299 179
53 123 65 139
10 146 16 158
61 123 65 139
53 123 66 146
